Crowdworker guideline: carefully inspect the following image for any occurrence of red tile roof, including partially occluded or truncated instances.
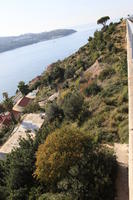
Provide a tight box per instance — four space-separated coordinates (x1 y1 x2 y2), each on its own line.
0 111 21 126
18 97 31 107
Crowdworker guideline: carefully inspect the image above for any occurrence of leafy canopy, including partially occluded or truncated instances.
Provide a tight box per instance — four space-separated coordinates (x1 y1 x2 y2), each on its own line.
34 126 93 184
62 92 84 120
34 126 116 200
18 81 29 95
97 16 110 27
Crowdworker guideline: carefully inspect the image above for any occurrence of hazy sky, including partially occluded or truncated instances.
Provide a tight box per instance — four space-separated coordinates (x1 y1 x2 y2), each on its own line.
0 0 133 36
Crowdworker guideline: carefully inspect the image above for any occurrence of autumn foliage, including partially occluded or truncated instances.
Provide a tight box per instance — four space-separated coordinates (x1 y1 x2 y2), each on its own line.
34 127 92 184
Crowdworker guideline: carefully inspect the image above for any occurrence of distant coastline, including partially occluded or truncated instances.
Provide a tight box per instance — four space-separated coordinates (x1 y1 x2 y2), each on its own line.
0 25 95 101
0 29 76 53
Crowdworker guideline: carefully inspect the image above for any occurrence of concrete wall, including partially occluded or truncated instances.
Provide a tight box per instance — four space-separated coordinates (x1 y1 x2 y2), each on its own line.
127 19 133 200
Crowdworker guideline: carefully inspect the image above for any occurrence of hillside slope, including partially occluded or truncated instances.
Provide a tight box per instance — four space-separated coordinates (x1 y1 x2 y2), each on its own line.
0 19 127 200
36 20 128 144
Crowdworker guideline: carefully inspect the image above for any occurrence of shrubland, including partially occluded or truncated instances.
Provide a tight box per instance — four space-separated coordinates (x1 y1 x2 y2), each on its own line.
0 19 127 199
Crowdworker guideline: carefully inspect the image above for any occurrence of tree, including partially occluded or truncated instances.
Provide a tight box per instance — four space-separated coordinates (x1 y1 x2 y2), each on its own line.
34 127 93 184
62 92 84 120
99 68 115 81
38 193 73 200
18 81 29 95
84 82 101 96
4 137 36 200
34 127 116 200
64 65 75 79
3 92 16 124
0 160 7 199
51 66 65 81
0 104 5 115
46 102 64 122
24 102 41 114
2 92 8 100
97 16 110 27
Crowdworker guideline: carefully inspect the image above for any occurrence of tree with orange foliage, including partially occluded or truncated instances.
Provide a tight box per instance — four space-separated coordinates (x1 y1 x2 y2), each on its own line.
34 127 116 200
34 126 91 184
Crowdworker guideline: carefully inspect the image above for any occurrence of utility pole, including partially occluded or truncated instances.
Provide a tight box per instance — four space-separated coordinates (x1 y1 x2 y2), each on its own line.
127 18 133 200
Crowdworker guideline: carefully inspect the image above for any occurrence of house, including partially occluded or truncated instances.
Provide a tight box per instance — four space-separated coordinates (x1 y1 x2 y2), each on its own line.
39 92 59 108
26 89 38 99
0 110 20 128
13 96 32 113
48 92 59 102
13 89 38 113
0 112 11 127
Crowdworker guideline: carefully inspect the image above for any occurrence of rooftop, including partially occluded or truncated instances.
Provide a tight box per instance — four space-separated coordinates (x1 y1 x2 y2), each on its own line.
18 96 31 107
0 113 45 155
26 89 38 99
13 96 32 112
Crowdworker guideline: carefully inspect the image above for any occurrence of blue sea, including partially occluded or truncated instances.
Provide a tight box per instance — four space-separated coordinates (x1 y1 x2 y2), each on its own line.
0 24 97 101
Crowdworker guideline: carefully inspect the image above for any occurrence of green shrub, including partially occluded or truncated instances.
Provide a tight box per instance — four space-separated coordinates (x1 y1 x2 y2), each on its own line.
64 66 75 79
84 82 101 96
104 97 117 106
99 68 115 81
78 103 91 126
46 102 64 122
96 129 119 143
18 81 29 95
8 188 28 200
0 125 14 145
118 86 128 103
24 102 41 113
118 119 128 143
62 92 84 120
35 126 117 200
28 186 45 200
115 54 127 75
39 193 73 200
107 42 114 51
51 65 65 81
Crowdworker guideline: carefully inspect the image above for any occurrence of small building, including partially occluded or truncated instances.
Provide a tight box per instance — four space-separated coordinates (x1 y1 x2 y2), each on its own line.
0 111 20 128
0 112 11 127
13 96 32 113
26 89 38 99
13 89 38 113
39 92 59 108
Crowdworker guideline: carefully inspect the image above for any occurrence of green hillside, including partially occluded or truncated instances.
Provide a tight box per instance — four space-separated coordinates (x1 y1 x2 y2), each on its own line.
0 19 128 200
36 19 127 144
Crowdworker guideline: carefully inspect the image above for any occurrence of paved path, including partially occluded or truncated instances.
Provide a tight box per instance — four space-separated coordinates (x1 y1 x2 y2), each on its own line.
114 143 129 200
0 113 45 155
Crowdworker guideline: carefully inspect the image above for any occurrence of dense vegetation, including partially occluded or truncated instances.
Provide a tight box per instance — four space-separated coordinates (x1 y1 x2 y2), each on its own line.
37 19 127 143
0 19 127 199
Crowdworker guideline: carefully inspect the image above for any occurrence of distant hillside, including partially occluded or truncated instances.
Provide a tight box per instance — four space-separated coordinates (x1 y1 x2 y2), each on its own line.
0 29 76 53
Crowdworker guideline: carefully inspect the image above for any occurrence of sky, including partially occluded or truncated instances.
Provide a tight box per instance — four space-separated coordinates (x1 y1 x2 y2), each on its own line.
0 0 133 36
